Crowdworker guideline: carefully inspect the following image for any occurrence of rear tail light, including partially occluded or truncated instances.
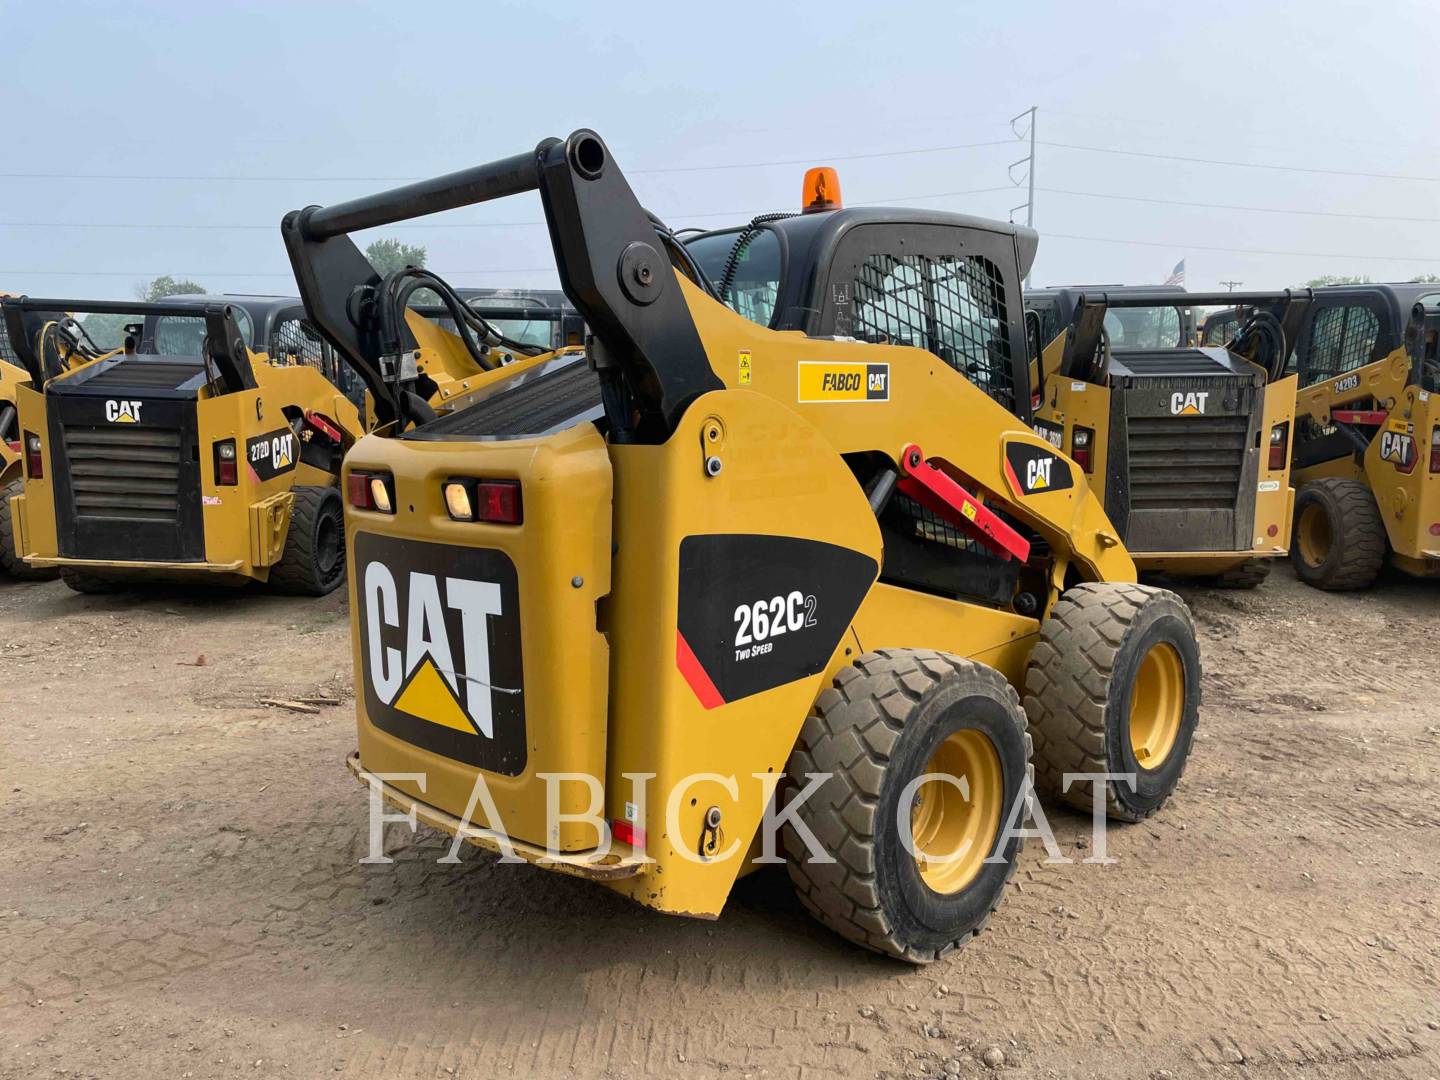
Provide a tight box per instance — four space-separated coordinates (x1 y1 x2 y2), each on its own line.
214 439 238 486
1268 423 1289 471
348 471 395 513
1071 426 1093 473
23 431 42 479
1430 428 1440 474
444 478 522 524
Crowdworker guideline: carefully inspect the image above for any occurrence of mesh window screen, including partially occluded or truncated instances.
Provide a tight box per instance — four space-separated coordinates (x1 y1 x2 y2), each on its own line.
1204 315 1240 345
1306 306 1379 383
852 254 1014 409
0 321 15 365
153 316 209 356
271 318 327 370
889 490 990 557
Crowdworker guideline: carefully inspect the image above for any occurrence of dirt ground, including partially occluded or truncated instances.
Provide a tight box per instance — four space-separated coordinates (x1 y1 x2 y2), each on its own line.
1 566 1438 1080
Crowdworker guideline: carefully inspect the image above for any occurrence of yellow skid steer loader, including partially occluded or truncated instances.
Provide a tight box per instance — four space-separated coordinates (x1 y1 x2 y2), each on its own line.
284 133 1205 961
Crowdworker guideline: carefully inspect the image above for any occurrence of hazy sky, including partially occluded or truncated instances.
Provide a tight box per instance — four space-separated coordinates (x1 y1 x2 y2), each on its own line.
3 0 1438 300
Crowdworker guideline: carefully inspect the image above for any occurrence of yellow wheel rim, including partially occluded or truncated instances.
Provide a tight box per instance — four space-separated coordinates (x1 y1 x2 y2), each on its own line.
909 729 1004 895
1128 642 1185 770
1297 502 1331 567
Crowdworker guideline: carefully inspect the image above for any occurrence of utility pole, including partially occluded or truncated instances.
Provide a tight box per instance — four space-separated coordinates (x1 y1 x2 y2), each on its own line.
1220 279 1244 292
1010 106 1037 287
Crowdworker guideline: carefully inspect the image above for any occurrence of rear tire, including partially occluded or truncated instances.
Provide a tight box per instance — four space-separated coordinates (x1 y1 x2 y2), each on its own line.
1211 558 1271 589
1025 582 1201 823
0 479 57 581
784 649 1032 964
268 486 346 596
59 568 123 594
1291 478 1386 591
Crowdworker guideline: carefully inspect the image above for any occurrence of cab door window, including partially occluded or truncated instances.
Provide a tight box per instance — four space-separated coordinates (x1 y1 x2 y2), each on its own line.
1299 304 1381 387
850 251 1017 410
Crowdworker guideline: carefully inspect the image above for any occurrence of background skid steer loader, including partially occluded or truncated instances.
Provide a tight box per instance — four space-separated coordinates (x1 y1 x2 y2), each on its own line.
1 298 81 580
1282 284 1440 589
1029 288 1305 588
2 295 365 594
285 131 1204 962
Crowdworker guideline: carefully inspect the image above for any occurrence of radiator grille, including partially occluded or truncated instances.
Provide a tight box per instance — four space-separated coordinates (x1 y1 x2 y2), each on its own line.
1127 415 1249 509
62 425 182 522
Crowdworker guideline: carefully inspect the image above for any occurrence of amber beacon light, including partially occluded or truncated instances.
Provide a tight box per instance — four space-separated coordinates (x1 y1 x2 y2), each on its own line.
802 166 842 213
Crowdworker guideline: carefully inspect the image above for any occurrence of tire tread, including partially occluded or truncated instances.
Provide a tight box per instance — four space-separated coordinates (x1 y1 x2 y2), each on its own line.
785 649 1032 963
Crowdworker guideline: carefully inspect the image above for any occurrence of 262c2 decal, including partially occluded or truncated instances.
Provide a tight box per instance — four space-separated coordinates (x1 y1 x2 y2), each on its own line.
733 590 818 657
676 535 876 709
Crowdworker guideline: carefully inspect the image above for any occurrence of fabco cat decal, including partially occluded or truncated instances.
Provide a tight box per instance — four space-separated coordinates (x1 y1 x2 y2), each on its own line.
105 399 143 424
1170 391 1209 416
797 362 889 403
675 534 876 709
1003 441 1075 497
246 427 298 482
355 533 526 774
1379 429 1417 473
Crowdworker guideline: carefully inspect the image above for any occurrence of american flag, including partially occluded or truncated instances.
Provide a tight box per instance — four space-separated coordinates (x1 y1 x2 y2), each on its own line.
1163 259 1185 287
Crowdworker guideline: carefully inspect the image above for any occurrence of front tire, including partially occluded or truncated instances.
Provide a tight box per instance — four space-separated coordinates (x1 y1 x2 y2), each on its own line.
59 568 124 594
1211 557 1271 589
0 479 56 581
784 650 1032 963
1025 582 1201 822
269 486 346 596
1291 478 1386 591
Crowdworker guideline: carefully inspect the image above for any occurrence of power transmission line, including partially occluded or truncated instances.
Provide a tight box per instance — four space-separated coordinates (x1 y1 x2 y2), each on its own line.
1038 140 1440 183
1045 232 1440 263
15 222 1440 279
0 187 1018 232
0 140 1015 184
1035 187 1440 225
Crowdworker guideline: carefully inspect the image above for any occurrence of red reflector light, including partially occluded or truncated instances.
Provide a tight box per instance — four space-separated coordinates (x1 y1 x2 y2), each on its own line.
347 472 373 510
611 819 646 849
1431 449 1440 475
1430 523 1440 537
347 471 394 512
1268 524 1279 538
476 480 522 524
1268 446 1286 470
1072 447 1091 473
23 431 42 479
213 439 238 487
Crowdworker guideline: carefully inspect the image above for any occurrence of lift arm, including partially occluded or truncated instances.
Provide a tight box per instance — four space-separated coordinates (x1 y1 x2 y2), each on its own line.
281 130 721 437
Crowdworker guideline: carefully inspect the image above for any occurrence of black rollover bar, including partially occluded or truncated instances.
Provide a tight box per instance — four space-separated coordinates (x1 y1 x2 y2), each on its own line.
298 150 546 240
0 296 255 391
282 130 721 437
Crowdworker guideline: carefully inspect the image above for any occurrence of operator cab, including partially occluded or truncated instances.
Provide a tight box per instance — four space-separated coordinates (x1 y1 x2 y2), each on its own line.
681 170 1037 420
1024 285 1197 355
